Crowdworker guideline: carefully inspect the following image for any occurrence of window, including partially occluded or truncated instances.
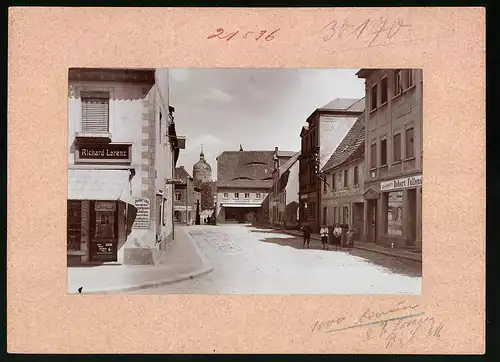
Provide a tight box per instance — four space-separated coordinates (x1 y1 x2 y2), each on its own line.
394 70 403 96
381 77 388 104
354 166 359 185
331 173 336 191
323 206 327 225
256 193 261 199
323 178 328 192
175 192 181 201
393 133 402 162
343 169 348 187
234 192 239 198
159 111 163 144
343 206 349 225
370 84 378 111
386 191 403 236
405 69 415 89
81 91 110 133
156 195 162 236
244 193 250 199
223 192 228 198
405 127 415 158
370 143 377 168
380 139 388 166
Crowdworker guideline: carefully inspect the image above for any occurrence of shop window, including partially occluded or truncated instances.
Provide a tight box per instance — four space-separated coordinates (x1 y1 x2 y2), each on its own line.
370 143 377 168
386 191 403 236
343 169 348 187
394 70 403 96
354 166 359 185
175 192 181 201
405 127 415 158
370 84 378 111
81 91 109 133
381 77 388 104
67 200 82 250
381 139 388 166
393 133 402 162
234 192 239 198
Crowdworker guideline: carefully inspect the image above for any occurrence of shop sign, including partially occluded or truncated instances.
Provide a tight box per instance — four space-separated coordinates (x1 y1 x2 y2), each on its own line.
90 241 117 262
95 201 116 212
174 206 192 211
132 197 151 229
380 175 422 191
76 144 131 163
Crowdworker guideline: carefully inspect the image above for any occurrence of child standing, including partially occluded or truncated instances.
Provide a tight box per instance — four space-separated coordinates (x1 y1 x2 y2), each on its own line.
320 224 329 250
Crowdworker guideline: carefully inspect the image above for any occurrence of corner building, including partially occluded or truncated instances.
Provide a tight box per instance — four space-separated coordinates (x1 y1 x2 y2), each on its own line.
357 69 423 251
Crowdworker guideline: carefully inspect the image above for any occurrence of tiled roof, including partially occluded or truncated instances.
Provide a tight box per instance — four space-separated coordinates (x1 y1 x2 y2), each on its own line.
321 113 365 172
318 98 366 112
175 166 192 181
216 150 294 189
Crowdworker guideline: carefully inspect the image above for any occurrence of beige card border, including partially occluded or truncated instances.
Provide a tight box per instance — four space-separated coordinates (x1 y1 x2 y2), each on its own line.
7 7 485 354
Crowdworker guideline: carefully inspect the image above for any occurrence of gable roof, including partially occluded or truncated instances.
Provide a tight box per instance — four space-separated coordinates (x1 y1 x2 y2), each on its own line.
175 166 192 181
321 113 365 173
318 98 366 112
216 150 294 189
277 151 300 177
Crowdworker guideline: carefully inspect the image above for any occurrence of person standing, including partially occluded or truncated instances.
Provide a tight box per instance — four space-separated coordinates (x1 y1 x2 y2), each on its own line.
332 223 342 250
345 228 355 248
302 222 313 249
320 224 329 250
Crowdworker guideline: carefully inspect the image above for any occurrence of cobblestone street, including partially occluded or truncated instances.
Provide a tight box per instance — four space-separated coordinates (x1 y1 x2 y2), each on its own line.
129 224 421 294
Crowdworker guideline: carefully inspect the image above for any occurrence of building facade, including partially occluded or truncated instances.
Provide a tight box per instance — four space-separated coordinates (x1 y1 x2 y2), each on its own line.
67 68 184 265
216 149 295 223
357 68 423 250
269 150 301 229
321 113 365 239
298 98 365 232
173 166 201 224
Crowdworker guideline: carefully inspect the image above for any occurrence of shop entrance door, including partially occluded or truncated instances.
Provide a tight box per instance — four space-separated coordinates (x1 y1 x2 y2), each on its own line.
367 200 377 242
89 201 118 262
407 189 417 246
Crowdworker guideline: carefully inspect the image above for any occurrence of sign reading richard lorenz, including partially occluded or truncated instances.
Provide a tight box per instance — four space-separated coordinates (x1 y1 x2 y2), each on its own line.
132 197 151 229
76 143 132 163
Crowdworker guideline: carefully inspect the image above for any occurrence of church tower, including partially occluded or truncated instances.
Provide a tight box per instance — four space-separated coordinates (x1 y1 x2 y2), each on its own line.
192 145 212 183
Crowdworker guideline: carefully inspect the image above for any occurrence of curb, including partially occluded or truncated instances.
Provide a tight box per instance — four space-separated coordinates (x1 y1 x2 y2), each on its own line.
74 228 214 295
278 230 422 262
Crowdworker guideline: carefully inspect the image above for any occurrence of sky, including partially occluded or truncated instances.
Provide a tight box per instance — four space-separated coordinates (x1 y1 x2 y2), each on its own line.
169 68 365 180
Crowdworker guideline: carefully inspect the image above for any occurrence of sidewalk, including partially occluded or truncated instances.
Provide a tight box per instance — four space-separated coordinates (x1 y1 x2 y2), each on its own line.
258 224 422 262
67 226 213 294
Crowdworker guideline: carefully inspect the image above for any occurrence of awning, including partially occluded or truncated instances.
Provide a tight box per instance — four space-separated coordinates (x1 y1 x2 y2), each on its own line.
221 203 262 208
68 169 135 204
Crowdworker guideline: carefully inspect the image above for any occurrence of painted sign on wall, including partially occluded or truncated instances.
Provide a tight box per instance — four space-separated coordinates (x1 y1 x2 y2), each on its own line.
380 175 422 191
132 197 151 229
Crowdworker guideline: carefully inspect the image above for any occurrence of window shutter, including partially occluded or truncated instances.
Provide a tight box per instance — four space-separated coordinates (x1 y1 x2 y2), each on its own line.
81 91 109 133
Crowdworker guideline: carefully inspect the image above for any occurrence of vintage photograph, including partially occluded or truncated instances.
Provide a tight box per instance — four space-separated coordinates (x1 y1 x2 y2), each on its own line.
67 68 423 295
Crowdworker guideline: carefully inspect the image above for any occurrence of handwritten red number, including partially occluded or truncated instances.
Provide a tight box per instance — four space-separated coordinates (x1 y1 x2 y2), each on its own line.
222 31 240 41
207 28 224 39
255 30 267 41
243 31 255 39
322 20 337 41
264 28 280 41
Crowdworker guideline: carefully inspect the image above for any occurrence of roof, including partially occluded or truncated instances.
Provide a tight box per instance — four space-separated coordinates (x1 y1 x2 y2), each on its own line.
321 113 366 173
318 98 366 112
277 150 297 158
175 166 192 181
277 151 301 176
216 150 294 189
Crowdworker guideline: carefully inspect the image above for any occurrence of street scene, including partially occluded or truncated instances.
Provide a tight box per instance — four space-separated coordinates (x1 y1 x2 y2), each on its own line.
67 68 422 295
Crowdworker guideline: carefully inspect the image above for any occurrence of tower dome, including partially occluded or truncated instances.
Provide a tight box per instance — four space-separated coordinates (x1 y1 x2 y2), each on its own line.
193 145 212 183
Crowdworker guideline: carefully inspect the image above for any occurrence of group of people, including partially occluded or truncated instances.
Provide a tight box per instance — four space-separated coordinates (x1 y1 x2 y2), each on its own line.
301 222 355 250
